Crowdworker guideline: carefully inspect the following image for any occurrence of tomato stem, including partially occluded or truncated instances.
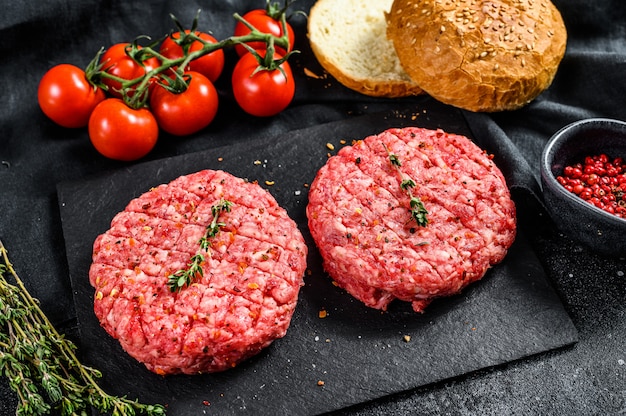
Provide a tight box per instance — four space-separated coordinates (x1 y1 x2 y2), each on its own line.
85 8 294 109
265 0 295 21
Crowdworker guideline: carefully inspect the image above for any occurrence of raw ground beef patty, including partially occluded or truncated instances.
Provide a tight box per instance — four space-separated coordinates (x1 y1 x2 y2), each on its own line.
89 169 307 375
306 127 516 313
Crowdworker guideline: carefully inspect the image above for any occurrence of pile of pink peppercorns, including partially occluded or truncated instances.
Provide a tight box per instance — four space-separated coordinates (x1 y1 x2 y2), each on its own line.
557 153 626 218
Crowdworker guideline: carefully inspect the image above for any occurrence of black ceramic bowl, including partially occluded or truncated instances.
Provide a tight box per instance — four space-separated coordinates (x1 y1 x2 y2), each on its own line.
541 118 626 257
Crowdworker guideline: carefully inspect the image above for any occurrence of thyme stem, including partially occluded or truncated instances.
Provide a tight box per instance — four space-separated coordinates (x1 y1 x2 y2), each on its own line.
0 238 166 415
384 143 429 227
167 199 233 292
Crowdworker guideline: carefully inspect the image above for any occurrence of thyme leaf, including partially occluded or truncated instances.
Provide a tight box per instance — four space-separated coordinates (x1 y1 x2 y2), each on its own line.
167 199 233 292
384 143 429 227
0 238 166 416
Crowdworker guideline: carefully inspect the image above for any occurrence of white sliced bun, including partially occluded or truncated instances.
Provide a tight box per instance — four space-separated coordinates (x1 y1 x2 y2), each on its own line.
386 0 567 112
307 0 423 98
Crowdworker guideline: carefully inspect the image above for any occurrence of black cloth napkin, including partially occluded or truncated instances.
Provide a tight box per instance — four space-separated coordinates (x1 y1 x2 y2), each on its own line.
1 0 625 415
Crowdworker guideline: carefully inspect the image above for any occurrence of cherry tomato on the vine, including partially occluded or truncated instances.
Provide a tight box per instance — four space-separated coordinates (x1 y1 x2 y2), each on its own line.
231 51 295 117
159 30 225 83
149 72 219 136
38 64 106 128
100 43 160 98
234 9 295 57
88 98 158 161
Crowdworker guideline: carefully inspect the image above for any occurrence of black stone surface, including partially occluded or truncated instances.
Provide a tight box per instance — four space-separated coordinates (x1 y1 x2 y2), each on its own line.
57 108 577 415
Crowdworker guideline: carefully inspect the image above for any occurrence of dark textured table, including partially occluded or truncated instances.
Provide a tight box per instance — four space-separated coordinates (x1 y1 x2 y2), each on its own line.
1 1 624 415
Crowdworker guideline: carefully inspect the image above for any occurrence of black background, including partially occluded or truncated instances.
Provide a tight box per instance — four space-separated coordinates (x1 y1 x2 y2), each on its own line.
1 0 625 415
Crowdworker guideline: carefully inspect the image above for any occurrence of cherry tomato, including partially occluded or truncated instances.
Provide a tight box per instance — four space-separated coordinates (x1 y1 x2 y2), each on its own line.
149 72 219 136
231 51 295 117
88 98 158 161
234 9 295 56
38 64 106 128
159 30 225 83
100 43 160 98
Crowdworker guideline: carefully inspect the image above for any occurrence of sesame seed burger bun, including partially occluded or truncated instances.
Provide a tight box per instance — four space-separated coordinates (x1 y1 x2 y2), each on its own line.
385 0 567 112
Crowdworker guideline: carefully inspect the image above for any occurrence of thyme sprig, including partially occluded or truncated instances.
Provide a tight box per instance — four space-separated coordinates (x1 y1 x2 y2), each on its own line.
167 199 233 292
0 238 166 416
384 144 429 227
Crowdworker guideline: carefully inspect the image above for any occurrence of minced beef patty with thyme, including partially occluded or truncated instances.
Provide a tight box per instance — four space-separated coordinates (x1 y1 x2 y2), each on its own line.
89 169 307 375
306 127 516 313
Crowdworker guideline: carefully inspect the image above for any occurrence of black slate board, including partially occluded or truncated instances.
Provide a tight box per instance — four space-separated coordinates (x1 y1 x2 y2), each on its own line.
57 102 578 415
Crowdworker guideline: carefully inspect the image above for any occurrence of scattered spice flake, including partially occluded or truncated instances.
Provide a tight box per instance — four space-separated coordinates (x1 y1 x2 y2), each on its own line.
326 142 335 151
403 335 411 343
202 400 210 406
217 157 224 162
265 180 275 186
304 67 325 79
318 309 327 319
253 160 262 165
340 139 346 145
317 380 325 386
